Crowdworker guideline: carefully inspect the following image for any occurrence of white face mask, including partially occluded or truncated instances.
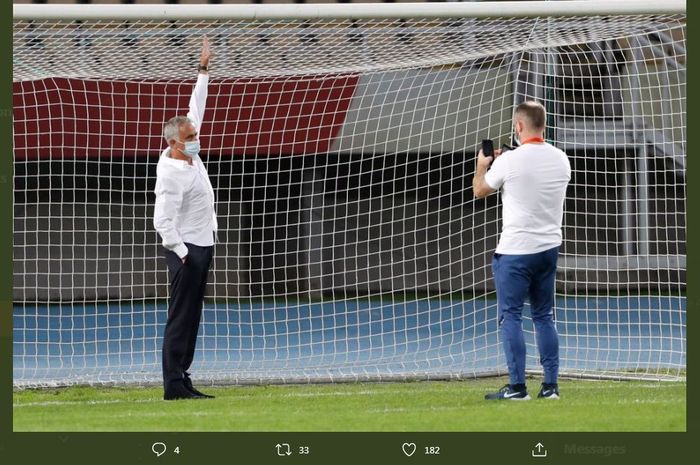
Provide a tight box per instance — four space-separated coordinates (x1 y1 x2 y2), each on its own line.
178 139 200 157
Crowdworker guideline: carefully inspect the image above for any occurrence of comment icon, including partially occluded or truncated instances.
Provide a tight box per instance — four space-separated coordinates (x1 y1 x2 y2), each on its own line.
152 442 167 457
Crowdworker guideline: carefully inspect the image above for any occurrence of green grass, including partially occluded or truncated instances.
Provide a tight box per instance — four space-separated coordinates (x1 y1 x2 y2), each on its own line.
13 377 685 432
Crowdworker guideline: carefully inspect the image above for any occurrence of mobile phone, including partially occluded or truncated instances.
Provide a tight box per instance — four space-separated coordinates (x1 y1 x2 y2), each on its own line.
482 139 494 157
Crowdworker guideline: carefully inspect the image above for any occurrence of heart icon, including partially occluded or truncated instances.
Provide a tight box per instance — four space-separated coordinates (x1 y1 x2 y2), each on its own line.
402 443 417 457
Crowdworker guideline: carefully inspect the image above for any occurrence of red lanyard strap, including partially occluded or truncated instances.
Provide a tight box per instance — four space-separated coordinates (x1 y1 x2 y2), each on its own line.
520 136 545 144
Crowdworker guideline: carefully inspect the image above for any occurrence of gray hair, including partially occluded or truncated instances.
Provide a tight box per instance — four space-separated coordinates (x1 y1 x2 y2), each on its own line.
163 116 192 144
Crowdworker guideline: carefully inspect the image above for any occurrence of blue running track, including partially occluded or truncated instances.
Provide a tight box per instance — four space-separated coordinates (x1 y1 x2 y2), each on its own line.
13 296 685 387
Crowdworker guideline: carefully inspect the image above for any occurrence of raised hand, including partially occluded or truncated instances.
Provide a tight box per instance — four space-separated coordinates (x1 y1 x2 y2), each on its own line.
200 35 212 68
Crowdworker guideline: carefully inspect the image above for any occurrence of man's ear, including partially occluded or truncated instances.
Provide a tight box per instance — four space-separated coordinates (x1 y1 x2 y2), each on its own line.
167 139 179 155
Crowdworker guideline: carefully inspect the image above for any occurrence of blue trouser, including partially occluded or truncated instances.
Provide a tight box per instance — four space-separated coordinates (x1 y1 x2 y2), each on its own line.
492 246 560 386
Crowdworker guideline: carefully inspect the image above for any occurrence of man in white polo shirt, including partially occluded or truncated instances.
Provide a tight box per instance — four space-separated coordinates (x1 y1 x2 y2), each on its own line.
153 36 217 400
473 100 571 401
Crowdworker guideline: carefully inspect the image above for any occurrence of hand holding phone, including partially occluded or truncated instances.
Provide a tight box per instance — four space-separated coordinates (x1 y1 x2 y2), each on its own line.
476 138 496 172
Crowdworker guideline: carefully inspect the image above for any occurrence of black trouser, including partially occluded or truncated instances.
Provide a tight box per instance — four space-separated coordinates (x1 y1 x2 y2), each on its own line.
162 243 213 388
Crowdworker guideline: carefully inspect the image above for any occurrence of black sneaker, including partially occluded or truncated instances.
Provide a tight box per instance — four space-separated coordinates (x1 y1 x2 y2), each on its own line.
537 383 560 400
484 384 531 401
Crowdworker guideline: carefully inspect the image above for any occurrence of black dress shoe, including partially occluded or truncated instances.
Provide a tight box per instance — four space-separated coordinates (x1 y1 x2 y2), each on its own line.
164 381 206 400
184 373 215 398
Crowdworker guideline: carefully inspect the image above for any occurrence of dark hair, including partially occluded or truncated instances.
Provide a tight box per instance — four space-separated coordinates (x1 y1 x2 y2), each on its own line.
514 100 546 131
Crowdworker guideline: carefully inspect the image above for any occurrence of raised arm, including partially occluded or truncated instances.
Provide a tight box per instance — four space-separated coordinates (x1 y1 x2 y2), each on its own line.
186 36 212 132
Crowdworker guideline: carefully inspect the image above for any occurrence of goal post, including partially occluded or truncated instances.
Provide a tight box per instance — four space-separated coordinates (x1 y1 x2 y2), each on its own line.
12 1 686 388
12 0 687 20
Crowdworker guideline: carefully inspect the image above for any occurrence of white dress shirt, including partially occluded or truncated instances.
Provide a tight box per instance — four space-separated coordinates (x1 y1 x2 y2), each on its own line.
153 73 217 259
484 142 571 255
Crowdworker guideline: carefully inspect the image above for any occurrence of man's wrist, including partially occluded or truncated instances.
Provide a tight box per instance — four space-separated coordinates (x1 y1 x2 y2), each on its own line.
198 64 208 72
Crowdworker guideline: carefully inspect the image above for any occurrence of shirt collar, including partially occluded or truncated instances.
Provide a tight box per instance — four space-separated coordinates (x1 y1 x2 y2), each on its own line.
161 147 198 167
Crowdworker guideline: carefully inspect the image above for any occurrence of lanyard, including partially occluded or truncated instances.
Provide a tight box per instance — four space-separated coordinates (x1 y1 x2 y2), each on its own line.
520 136 545 145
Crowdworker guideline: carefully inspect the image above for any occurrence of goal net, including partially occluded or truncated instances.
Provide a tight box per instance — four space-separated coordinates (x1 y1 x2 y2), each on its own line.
12 2 686 388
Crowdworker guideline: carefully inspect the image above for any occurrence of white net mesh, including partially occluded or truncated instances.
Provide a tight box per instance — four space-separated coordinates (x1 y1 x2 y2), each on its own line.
13 10 686 387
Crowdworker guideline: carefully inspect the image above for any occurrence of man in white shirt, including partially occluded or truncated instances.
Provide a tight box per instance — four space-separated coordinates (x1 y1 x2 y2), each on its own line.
473 100 571 401
153 36 217 400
